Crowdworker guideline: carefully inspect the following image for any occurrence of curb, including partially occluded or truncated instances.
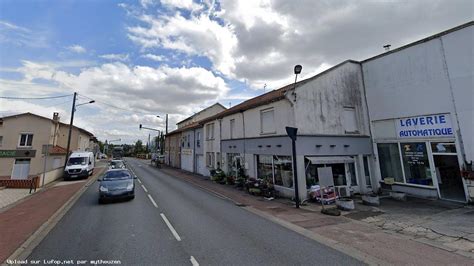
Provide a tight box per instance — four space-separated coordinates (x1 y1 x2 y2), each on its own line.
3 167 106 265
147 163 383 265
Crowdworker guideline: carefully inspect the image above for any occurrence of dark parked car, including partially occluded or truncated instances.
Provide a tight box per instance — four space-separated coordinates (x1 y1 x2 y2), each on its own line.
98 169 136 204
109 160 126 170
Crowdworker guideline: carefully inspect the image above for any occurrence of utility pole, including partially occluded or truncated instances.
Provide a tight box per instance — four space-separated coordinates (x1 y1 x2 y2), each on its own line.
64 92 77 168
165 114 168 134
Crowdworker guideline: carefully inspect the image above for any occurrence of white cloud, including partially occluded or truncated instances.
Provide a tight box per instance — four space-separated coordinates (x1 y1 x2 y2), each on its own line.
1 60 230 143
67 45 86 53
142 53 166 62
100 53 130 61
126 0 473 90
0 20 48 48
160 0 201 11
0 20 30 32
127 12 238 76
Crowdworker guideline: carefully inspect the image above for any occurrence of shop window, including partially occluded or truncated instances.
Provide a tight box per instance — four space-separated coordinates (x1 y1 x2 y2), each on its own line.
260 108 275 134
305 162 349 188
230 119 235 139
401 142 433 186
273 156 293 188
256 155 274 183
377 143 404 183
227 153 241 177
343 107 358 133
257 155 294 188
18 133 33 147
431 142 457 154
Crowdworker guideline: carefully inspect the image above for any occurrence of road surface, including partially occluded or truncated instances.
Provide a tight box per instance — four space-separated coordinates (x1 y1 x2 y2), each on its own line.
28 157 363 265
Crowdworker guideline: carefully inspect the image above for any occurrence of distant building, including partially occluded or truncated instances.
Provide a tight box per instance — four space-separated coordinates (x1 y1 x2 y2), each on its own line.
0 112 95 185
165 103 226 173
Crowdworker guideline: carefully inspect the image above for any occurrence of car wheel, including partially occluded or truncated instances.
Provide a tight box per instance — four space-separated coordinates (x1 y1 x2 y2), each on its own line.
98 198 105 204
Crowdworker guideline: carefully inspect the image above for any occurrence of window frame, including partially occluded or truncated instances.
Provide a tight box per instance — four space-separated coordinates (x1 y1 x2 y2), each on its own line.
343 106 359 134
18 133 34 148
206 123 215 140
260 108 276 135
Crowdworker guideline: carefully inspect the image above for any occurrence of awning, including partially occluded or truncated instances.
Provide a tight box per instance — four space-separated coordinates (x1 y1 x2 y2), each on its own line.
305 156 354 164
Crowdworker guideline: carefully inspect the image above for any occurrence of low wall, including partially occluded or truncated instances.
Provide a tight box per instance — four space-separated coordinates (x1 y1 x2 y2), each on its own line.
38 167 64 186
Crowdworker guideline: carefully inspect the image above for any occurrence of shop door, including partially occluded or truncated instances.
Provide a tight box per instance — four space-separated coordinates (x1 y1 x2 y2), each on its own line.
434 155 466 202
11 159 31 179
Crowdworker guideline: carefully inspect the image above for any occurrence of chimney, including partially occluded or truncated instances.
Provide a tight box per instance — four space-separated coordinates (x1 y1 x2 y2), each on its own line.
53 112 60 123
383 44 391 51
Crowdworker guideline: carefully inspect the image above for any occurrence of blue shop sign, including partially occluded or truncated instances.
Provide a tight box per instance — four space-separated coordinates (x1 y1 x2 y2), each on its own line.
396 114 454 138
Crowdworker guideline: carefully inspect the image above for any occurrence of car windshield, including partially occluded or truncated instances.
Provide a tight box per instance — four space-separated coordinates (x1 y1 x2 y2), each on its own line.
103 170 131 180
67 157 86 166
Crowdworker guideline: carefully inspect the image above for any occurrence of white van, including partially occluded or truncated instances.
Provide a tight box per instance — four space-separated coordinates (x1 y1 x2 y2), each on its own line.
64 151 95 180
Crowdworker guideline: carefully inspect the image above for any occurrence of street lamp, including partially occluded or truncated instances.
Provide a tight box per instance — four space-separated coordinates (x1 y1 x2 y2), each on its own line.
286 64 302 208
64 92 95 168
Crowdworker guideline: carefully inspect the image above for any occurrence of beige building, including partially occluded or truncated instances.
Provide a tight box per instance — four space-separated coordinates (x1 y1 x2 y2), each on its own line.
0 112 95 182
176 103 226 129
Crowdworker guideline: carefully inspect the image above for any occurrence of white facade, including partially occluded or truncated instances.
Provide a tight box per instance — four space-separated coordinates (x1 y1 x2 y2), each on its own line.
218 61 373 200
363 23 473 202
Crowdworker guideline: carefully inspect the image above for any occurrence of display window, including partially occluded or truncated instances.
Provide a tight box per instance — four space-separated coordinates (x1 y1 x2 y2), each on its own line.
377 143 404 182
256 155 293 188
400 142 433 186
305 161 357 188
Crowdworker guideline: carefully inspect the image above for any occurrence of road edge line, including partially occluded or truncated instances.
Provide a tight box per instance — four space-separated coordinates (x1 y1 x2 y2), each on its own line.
5 167 106 264
243 206 383 266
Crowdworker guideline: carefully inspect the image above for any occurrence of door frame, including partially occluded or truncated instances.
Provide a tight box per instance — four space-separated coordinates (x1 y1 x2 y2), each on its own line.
429 141 468 202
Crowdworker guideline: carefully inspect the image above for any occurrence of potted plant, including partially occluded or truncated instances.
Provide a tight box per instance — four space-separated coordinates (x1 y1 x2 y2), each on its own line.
336 197 355 210
362 193 380 206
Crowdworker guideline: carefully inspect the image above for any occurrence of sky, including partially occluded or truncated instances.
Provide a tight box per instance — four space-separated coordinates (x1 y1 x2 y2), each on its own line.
0 0 472 144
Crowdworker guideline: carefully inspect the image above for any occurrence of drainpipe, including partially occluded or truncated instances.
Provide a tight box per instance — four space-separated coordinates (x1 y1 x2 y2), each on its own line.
193 129 196 173
241 111 247 174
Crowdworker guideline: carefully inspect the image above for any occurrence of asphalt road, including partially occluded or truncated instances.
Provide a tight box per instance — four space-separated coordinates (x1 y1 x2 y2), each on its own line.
28 157 363 265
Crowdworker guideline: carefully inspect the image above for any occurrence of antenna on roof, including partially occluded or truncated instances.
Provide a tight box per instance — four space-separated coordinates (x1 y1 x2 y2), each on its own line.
263 83 267 93
383 44 391 51
229 102 232 108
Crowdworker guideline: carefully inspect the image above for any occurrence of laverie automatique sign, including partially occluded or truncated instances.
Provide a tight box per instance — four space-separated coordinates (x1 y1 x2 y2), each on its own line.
397 114 454 138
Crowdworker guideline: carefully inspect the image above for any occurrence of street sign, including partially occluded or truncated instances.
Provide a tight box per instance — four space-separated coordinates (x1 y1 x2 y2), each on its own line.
42 144 53 155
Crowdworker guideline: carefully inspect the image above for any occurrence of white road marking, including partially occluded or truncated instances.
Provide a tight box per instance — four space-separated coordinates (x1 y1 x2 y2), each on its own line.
141 184 148 193
137 178 142 184
190 256 199 266
160 213 182 241
147 194 158 208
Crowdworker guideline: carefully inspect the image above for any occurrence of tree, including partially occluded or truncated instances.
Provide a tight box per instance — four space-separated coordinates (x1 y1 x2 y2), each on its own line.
134 140 144 154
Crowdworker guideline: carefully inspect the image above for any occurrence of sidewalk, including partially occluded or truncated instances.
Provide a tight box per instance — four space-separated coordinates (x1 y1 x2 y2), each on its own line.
0 188 34 210
159 165 473 265
0 167 105 263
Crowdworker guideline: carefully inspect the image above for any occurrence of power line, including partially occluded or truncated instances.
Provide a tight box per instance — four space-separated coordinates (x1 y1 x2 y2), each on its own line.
0 99 73 113
0 94 72 100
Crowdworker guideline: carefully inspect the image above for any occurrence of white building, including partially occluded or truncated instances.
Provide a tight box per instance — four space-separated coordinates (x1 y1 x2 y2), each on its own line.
362 22 473 202
203 60 373 199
